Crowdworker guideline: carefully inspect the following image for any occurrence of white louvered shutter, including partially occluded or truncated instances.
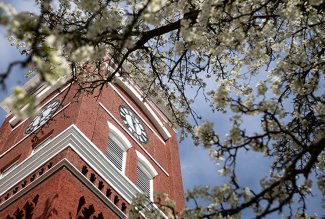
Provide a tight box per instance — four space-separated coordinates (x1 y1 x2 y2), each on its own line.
106 137 124 171
137 166 151 197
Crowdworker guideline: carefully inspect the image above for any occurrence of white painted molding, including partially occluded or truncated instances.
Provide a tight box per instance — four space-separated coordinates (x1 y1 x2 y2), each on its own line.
115 78 172 141
0 126 167 218
0 161 18 179
8 115 21 127
135 150 158 178
108 121 132 150
108 121 132 174
135 150 158 202
0 125 142 203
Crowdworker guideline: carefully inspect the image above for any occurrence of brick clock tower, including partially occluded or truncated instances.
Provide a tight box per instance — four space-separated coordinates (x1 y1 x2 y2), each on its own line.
0 72 184 218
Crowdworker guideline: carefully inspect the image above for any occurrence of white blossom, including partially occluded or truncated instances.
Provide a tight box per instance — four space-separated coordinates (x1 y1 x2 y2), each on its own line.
79 0 97 11
271 76 282 95
314 102 325 122
71 45 95 63
45 35 57 48
213 85 229 109
243 187 251 201
0 2 16 25
218 167 230 176
228 127 241 143
256 81 267 96
194 121 215 148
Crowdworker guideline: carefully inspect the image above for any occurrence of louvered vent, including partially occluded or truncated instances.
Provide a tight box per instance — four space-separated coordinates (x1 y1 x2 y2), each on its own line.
106 137 124 171
137 166 151 197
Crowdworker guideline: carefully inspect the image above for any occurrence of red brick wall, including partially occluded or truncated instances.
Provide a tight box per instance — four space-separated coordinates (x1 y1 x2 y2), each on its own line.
0 80 184 215
0 148 129 214
0 167 122 219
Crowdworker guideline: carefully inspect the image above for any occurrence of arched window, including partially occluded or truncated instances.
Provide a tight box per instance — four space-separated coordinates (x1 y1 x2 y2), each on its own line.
106 122 132 173
135 150 158 200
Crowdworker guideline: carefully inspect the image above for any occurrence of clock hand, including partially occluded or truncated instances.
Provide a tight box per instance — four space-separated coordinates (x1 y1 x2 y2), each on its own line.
131 118 138 133
38 112 45 125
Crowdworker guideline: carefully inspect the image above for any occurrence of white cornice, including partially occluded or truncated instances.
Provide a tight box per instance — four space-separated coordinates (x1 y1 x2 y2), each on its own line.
0 125 167 218
0 125 142 203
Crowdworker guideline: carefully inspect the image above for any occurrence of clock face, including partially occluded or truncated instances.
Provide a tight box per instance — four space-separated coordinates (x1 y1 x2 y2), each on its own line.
25 99 61 135
119 105 148 144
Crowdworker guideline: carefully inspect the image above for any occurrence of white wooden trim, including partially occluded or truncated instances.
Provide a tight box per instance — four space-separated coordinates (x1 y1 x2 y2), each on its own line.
147 100 168 124
0 161 18 179
107 121 132 174
135 150 158 177
136 150 158 202
150 178 154 201
0 125 167 218
108 121 132 150
0 125 140 203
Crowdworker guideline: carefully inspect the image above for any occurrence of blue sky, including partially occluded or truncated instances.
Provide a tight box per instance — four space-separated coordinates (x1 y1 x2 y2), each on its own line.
0 1 323 218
